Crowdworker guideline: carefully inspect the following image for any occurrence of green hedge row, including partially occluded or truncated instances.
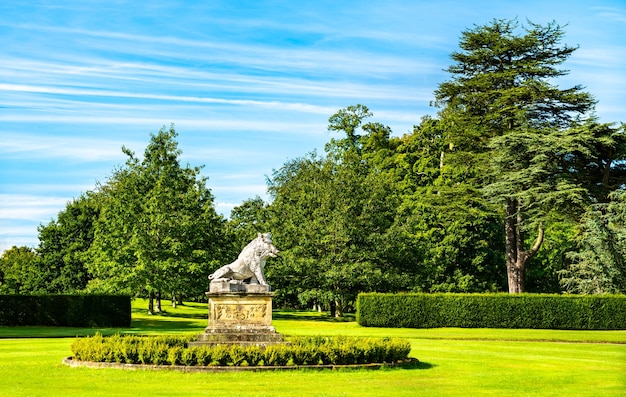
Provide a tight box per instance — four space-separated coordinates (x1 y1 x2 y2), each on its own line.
0 294 131 327
356 293 626 330
71 334 412 366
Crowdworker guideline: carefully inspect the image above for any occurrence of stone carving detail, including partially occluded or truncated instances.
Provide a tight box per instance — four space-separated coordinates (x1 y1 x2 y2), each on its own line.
209 233 279 286
215 304 267 321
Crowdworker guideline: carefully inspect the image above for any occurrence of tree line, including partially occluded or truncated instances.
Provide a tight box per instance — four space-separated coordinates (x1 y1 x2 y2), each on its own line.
1 19 625 314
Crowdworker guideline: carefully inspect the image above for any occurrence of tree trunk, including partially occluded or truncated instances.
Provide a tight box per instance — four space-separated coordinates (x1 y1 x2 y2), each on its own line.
155 291 162 313
148 291 155 315
335 299 343 318
505 198 544 293
505 199 519 292
171 293 183 308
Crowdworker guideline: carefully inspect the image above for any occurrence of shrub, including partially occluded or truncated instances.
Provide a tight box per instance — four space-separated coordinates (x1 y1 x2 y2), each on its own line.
168 346 183 366
228 345 246 366
181 348 198 366
0 294 131 327
193 346 213 366
70 334 412 367
357 293 626 330
243 345 263 366
263 344 290 366
210 344 230 366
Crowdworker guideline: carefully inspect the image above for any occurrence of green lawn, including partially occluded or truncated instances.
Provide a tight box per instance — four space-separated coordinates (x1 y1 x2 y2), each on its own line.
0 299 624 397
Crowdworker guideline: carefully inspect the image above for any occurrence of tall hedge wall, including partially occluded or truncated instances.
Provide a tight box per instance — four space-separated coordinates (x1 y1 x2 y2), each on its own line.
357 293 626 330
0 295 131 327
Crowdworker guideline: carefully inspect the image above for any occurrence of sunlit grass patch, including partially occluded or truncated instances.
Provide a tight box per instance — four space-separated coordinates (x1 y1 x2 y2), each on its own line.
1 298 625 396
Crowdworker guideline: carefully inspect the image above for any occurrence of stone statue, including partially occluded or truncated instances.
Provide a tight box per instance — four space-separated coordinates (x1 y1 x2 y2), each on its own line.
193 233 284 347
209 233 278 286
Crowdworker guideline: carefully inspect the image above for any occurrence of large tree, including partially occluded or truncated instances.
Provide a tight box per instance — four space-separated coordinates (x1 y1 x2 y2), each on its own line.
227 196 271 250
383 116 506 292
87 126 228 312
0 194 99 294
36 193 99 293
433 19 596 293
266 106 406 315
0 246 40 294
560 190 626 294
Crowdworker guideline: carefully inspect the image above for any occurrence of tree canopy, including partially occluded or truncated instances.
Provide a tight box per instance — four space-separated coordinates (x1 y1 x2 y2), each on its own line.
433 19 599 292
85 126 230 312
4 19 624 313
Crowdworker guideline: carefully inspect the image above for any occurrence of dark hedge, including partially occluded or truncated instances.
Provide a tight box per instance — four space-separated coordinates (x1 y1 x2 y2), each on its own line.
0 294 131 327
357 293 626 330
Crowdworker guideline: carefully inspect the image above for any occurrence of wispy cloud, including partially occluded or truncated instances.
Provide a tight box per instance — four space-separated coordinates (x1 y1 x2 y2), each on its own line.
0 0 623 252
571 46 626 68
0 133 131 161
0 83 336 113
0 57 425 103
0 194 70 221
0 20 439 80
0 227 40 252
594 7 626 23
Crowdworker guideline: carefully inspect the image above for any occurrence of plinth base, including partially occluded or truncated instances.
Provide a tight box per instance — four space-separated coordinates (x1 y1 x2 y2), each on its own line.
190 290 284 347
209 280 270 294
190 327 284 346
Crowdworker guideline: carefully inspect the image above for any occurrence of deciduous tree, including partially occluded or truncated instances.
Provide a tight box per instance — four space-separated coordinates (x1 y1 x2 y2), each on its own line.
87 126 228 312
266 107 405 315
0 246 40 294
36 193 99 293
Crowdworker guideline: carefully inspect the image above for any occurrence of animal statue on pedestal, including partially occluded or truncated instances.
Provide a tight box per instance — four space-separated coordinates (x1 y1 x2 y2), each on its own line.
209 233 278 286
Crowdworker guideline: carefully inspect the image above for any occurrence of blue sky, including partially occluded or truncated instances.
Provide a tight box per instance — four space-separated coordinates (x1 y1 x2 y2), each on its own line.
1 1 625 252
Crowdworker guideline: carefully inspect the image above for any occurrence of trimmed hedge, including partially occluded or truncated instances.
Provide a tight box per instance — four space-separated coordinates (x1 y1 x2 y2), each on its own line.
0 294 131 327
71 334 412 366
357 293 626 330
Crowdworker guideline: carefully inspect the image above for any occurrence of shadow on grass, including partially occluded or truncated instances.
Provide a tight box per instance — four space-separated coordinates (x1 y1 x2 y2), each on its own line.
397 361 435 370
273 311 356 323
0 308 357 338
131 302 207 317
130 317 204 330
136 305 358 323
133 309 207 320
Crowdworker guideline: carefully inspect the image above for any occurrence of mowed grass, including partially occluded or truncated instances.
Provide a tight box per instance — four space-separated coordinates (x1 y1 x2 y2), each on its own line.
0 299 625 397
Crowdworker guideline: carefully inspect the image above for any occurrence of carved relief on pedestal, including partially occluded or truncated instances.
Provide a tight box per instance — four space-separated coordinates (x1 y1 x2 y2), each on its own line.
214 304 267 321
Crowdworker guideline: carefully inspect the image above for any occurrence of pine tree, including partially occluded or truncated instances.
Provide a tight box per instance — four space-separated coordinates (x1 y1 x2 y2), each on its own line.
433 19 596 292
561 191 626 294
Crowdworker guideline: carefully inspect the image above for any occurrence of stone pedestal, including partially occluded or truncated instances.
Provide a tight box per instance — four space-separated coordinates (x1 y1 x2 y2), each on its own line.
190 283 284 347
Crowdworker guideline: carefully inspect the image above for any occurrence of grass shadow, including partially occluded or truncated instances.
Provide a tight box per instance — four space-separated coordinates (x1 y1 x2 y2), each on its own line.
130 317 203 328
145 311 207 320
272 311 356 323
396 360 436 370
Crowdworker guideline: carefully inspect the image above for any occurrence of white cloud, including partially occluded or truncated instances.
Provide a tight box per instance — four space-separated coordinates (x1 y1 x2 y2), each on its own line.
0 194 69 213
0 133 130 161
1 184 94 194
0 238 39 253
0 20 439 83
0 83 332 113
594 7 626 23
212 184 268 195
571 46 626 69
0 195 71 241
